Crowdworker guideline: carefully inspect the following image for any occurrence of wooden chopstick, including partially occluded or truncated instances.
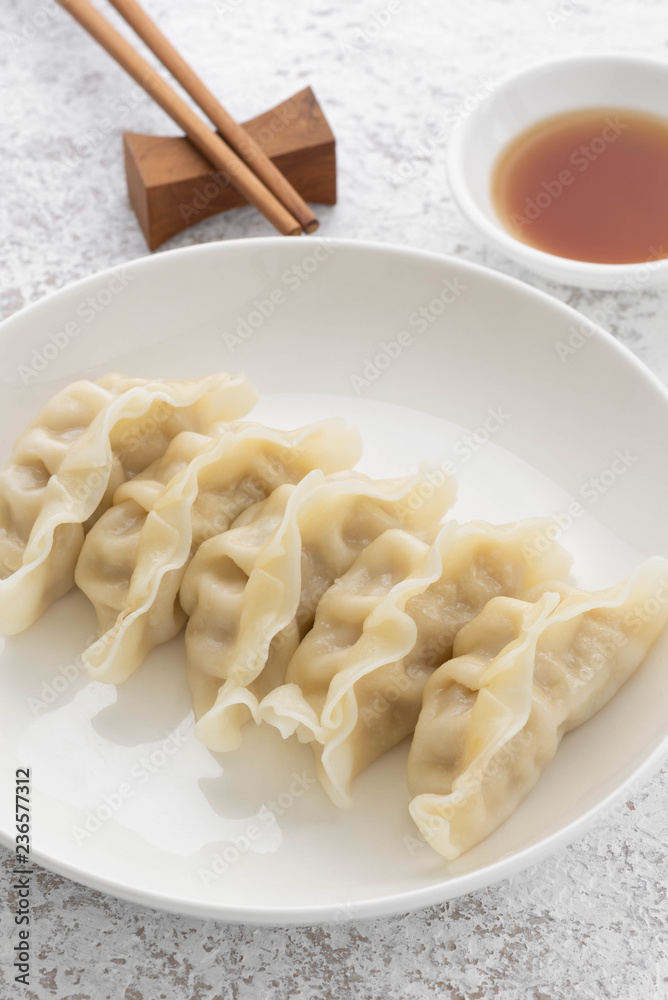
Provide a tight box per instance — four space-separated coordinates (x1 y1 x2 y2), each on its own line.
107 0 319 234
56 0 303 236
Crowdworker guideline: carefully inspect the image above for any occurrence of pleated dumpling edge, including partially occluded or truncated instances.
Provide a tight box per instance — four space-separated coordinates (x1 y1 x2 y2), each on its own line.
407 555 668 861
0 371 258 634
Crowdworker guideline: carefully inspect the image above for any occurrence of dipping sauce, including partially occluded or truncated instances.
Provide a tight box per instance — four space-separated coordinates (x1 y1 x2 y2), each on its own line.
491 107 668 264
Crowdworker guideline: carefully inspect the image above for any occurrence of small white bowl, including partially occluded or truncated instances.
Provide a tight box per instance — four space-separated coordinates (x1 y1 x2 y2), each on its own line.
447 52 668 289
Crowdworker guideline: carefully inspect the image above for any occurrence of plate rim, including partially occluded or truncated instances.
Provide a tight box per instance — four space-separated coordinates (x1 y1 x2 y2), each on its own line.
2 235 668 924
3 233 668 404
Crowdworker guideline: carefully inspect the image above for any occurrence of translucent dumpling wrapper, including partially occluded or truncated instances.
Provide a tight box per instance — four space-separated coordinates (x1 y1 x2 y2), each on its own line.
0 372 258 634
77 417 363 684
407 556 668 861
261 517 573 807
181 463 457 752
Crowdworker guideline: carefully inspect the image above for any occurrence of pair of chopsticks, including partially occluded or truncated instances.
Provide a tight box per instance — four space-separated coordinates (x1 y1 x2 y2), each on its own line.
55 0 318 236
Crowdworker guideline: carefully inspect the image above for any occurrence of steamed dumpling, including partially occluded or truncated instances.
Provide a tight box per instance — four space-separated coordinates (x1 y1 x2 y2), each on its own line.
77 418 362 684
0 372 257 633
407 556 668 861
181 464 457 752
262 518 573 807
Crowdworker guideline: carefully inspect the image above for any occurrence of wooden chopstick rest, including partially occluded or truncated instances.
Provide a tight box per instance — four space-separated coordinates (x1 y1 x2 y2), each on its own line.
56 0 303 235
106 0 319 233
124 88 336 249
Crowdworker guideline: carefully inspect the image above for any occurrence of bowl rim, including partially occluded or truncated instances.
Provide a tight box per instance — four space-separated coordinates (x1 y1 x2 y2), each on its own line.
2 235 668 924
447 50 668 284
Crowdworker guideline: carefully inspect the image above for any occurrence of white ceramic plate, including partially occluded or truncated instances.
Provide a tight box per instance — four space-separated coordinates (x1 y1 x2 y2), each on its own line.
1 238 667 924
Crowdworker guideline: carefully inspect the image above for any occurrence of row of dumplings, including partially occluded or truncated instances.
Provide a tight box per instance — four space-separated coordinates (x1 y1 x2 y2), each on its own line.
2 372 667 861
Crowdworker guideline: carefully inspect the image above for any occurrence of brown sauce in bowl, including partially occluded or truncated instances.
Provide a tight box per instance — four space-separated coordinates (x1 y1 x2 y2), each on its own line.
492 107 668 264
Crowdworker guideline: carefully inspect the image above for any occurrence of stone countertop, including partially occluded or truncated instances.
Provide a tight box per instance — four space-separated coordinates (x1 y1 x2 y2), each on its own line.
1 0 667 996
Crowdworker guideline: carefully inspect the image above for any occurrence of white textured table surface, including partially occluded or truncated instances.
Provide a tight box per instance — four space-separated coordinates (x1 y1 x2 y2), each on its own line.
2 1 668 997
